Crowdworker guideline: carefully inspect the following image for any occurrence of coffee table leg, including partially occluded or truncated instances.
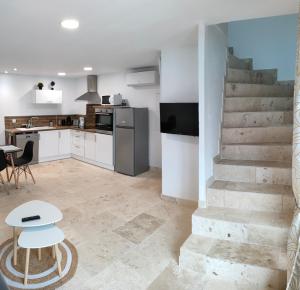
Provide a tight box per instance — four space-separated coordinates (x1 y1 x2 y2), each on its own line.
55 244 62 276
38 248 42 261
24 248 30 285
13 227 18 266
52 246 56 259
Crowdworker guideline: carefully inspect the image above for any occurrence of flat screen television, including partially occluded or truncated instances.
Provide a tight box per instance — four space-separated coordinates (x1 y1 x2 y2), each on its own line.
160 103 199 136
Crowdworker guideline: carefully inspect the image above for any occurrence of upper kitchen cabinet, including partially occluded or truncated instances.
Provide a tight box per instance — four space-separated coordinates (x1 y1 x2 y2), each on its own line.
126 71 158 87
33 90 62 104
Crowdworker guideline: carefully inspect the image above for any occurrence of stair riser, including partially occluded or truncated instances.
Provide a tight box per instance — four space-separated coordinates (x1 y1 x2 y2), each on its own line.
179 250 286 289
226 83 293 98
192 215 289 248
226 69 277 84
222 127 292 144
224 97 293 112
221 144 292 162
214 163 292 186
223 111 293 128
207 188 294 213
228 55 252 70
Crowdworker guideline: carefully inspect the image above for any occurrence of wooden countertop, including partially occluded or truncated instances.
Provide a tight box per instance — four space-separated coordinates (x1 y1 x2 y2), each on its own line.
5 127 98 135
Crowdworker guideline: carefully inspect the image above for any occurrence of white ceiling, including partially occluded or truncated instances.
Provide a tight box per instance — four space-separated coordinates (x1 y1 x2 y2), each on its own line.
0 0 298 76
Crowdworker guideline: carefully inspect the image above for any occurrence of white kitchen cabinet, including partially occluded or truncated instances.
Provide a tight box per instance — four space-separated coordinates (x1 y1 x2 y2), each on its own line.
71 130 84 158
84 132 96 161
96 134 113 167
38 129 113 170
39 130 71 162
39 130 59 161
58 130 71 156
34 90 62 104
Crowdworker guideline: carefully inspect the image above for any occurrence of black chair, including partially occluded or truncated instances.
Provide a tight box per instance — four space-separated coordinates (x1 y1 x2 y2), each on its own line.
0 150 9 194
8 141 36 187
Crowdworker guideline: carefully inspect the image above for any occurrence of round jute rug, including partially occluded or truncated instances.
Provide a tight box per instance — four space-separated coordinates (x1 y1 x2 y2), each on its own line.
0 238 78 290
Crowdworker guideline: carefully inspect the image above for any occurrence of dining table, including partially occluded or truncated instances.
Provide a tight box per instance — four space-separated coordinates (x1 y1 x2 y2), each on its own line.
0 145 22 189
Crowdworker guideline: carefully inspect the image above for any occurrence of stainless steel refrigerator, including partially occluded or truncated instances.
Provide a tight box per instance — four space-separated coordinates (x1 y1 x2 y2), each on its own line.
115 107 149 176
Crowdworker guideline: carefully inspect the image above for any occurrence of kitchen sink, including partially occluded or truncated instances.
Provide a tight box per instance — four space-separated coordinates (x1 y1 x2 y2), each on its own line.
17 126 54 131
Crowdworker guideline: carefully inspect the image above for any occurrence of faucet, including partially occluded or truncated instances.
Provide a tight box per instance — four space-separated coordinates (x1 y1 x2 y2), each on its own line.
27 117 39 128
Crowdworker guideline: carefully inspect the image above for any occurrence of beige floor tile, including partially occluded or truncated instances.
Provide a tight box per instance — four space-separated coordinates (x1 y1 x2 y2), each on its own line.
0 159 195 290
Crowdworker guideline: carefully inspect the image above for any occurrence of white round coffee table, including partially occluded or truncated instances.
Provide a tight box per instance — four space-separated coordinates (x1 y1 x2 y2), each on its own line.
18 225 64 285
5 200 63 265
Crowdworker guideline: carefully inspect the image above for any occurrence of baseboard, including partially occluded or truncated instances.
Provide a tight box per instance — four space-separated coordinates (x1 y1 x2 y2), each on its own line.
39 154 71 163
161 194 198 208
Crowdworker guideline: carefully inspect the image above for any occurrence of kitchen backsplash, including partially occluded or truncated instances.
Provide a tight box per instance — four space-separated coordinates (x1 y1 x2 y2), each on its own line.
4 114 83 129
5 104 118 129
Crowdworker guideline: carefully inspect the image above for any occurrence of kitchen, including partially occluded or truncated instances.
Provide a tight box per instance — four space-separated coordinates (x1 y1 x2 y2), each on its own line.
1 71 161 177
5 71 157 175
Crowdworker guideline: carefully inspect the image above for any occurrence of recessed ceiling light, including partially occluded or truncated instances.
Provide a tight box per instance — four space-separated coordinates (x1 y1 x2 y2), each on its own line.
83 67 93 71
61 19 79 30
13 68 17 71
4 70 8 74
58 72 66 76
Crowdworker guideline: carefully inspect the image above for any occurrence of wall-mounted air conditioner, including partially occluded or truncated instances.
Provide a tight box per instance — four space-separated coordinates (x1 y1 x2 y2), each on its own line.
33 90 62 104
126 71 158 87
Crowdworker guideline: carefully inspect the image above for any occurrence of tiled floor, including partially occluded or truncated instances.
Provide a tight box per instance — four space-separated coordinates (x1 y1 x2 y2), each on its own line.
0 159 197 290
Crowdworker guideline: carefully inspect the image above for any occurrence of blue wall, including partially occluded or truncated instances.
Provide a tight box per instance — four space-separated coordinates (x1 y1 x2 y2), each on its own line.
228 14 298 80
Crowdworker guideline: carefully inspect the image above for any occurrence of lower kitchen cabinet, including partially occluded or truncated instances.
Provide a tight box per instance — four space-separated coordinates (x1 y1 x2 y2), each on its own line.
39 130 71 162
71 130 84 158
96 134 113 167
84 132 96 161
82 132 114 170
39 130 59 161
59 130 71 156
39 129 114 170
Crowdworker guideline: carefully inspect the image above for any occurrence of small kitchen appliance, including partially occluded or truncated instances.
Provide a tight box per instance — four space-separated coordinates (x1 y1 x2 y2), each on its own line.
79 117 85 129
101 94 122 106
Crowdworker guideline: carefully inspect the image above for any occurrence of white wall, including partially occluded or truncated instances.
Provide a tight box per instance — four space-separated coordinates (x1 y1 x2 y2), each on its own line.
198 24 228 206
160 45 199 201
97 73 161 168
228 14 297 80
0 74 85 143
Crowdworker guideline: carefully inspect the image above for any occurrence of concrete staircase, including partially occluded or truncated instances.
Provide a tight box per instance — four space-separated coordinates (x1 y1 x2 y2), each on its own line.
179 51 295 289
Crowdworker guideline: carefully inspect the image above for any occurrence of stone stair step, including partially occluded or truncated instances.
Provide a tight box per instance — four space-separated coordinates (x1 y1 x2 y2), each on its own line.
179 235 286 289
222 126 292 144
207 180 294 213
224 97 293 112
221 143 292 162
226 83 293 98
228 54 253 70
223 111 293 128
192 207 292 247
148 262 277 290
227 68 277 84
214 157 292 185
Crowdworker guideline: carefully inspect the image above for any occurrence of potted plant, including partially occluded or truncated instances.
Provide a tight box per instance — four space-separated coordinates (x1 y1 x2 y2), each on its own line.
37 82 44 90
50 81 55 90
